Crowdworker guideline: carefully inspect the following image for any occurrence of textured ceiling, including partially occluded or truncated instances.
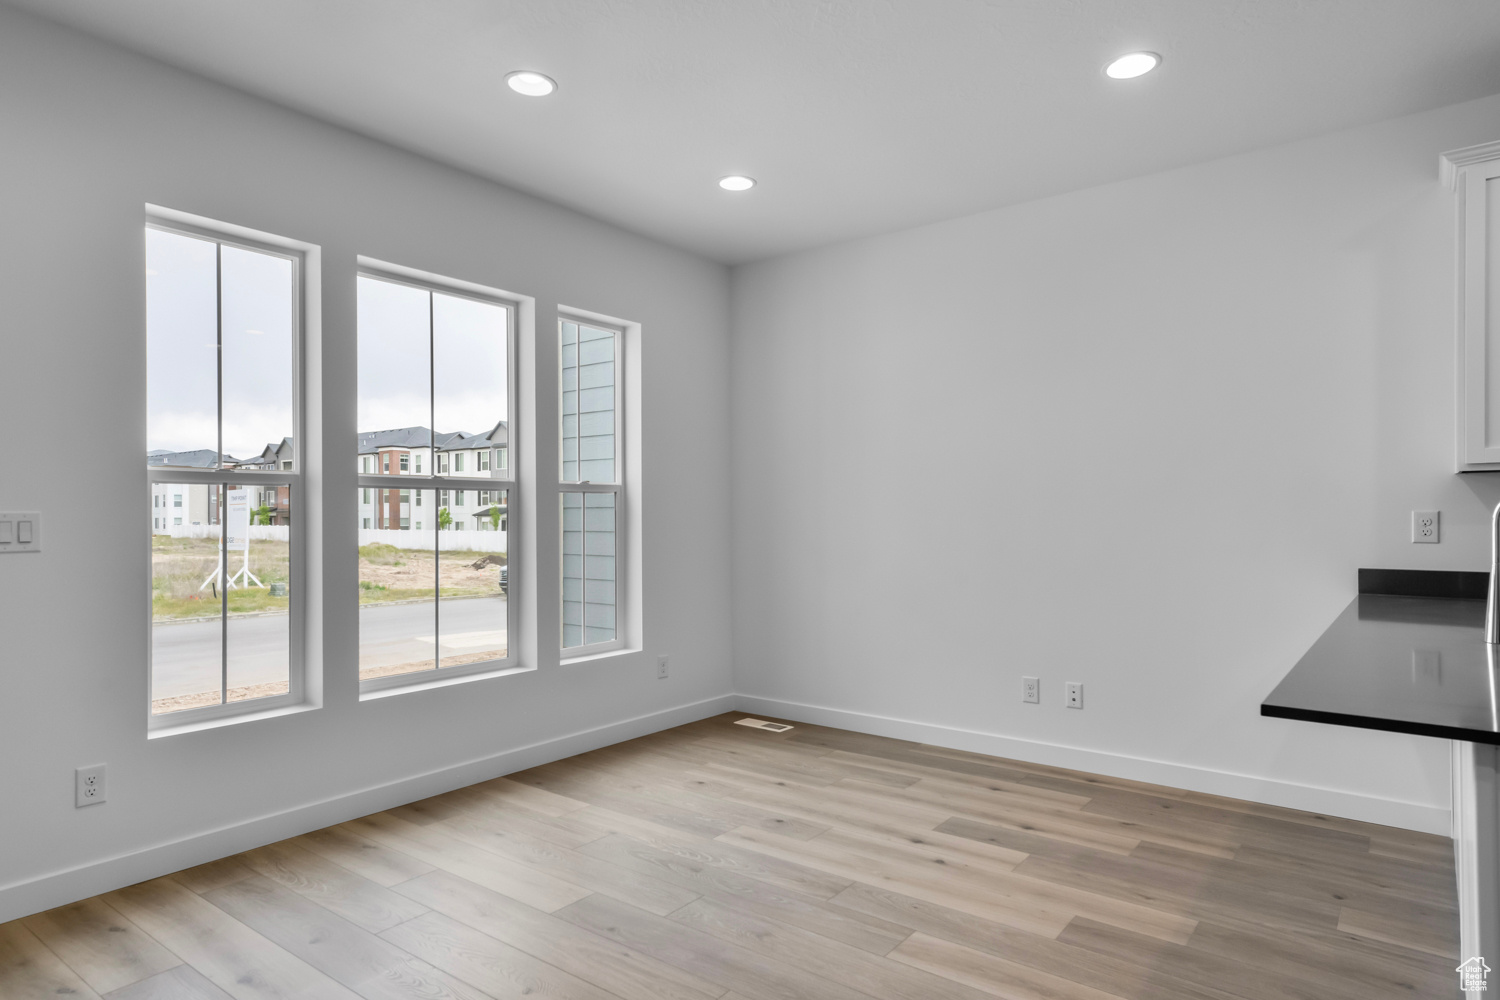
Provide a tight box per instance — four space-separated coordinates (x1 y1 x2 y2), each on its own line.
11 0 1500 263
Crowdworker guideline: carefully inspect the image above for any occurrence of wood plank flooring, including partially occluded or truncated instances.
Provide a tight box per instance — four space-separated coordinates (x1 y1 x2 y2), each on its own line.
0 713 1459 999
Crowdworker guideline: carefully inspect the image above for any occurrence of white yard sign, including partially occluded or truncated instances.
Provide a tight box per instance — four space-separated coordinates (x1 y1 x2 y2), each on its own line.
226 489 251 553
199 488 265 591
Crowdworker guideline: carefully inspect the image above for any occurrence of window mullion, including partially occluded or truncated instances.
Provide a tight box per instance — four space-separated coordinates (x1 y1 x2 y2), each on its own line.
428 288 439 674
358 475 510 490
216 242 228 707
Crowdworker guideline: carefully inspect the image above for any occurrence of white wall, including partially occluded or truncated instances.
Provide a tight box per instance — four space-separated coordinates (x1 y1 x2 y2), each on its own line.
731 91 1500 835
0 6 731 921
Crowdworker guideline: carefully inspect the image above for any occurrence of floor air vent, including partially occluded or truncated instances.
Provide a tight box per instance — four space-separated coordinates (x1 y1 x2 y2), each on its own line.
735 718 794 732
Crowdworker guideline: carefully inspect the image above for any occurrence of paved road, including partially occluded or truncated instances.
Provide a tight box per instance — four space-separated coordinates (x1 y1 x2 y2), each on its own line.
151 597 508 699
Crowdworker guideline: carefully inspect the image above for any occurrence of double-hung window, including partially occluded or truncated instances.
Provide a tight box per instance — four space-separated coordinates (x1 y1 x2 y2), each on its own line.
560 319 624 653
146 214 304 723
356 267 516 690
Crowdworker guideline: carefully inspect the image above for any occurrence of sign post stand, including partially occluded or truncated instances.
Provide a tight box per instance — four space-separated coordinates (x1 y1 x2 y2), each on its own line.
199 488 264 591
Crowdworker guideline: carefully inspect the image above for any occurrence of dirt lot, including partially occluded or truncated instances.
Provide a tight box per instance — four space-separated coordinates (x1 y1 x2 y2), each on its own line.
357 543 504 603
151 536 290 620
151 537 505 620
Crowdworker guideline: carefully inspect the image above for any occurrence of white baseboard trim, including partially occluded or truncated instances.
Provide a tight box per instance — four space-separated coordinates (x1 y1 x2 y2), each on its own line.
735 694 1451 836
0 694 736 924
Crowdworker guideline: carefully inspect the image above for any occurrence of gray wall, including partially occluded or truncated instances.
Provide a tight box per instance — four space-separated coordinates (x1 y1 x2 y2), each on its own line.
0 6 731 920
730 92 1500 834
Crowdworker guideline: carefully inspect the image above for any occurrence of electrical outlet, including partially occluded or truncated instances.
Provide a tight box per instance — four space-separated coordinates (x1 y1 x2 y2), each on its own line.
1412 510 1439 543
1066 682 1083 709
657 655 669 680
1022 676 1039 704
75 764 106 807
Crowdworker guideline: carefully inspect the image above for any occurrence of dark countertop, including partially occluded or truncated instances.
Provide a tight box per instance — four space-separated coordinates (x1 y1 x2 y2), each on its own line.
1262 569 1500 744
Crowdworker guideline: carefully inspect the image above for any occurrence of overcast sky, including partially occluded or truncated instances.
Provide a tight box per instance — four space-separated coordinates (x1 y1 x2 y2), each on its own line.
357 274 508 441
146 228 293 461
146 231 508 464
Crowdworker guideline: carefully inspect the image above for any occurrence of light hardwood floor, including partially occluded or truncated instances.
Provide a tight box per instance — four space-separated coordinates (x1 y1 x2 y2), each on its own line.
0 714 1458 999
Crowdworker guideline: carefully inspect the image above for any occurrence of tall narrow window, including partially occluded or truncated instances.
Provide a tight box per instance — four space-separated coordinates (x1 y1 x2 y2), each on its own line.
560 320 622 652
357 269 514 690
146 218 302 721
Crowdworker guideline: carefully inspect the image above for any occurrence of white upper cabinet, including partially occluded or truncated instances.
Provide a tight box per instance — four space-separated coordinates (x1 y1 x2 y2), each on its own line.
1446 141 1500 470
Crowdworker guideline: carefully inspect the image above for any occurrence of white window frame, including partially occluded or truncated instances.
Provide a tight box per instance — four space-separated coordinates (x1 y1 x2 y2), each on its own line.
356 265 519 694
558 316 626 657
145 213 308 732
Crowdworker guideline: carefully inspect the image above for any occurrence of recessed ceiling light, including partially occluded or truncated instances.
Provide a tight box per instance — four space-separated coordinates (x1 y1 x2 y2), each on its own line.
1104 52 1160 80
506 71 557 97
719 175 756 192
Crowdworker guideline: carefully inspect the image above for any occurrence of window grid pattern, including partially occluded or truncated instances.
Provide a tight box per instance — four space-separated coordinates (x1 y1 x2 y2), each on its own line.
561 323 617 484
559 320 622 653
561 492 617 648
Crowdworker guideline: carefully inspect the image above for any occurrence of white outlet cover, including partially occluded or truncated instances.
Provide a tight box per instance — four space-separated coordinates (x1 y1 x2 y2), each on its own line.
75 764 106 807
1066 682 1084 709
1412 510 1440 543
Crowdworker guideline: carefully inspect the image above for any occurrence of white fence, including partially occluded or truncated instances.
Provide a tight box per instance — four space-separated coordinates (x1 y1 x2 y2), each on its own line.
156 524 504 554
157 524 289 541
360 528 507 553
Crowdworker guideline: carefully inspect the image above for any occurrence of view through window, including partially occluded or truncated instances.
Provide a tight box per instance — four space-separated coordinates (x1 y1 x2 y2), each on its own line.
146 223 298 716
357 272 512 684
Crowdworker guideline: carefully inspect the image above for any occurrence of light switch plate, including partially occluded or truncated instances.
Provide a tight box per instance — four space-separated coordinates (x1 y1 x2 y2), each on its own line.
0 511 40 553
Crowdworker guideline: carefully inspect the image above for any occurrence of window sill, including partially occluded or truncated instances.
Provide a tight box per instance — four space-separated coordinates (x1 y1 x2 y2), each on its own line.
360 662 535 701
558 646 639 667
147 699 319 740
